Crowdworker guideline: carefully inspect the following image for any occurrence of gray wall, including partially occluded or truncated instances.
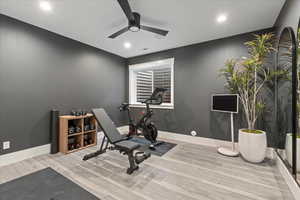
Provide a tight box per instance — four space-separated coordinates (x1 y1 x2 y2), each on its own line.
127 29 277 146
0 14 127 155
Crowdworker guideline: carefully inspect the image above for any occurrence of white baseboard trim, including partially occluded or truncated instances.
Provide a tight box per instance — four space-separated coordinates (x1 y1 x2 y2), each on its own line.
276 153 300 199
158 130 275 158
117 126 275 159
0 144 51 167
159 130 236 147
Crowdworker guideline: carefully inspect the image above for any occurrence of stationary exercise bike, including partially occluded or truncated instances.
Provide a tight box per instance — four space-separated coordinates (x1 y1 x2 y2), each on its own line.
119 88 167 150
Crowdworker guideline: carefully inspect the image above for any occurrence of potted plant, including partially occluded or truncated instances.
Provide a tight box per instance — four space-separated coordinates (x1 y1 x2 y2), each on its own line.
220 33 279 163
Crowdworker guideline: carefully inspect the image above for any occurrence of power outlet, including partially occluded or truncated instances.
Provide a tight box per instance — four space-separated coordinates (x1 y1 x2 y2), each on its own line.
190 130 197 136
3 141 10 150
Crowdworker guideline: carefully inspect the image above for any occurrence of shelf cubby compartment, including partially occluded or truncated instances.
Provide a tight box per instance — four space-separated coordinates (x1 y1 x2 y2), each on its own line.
67 135 83 151
83 116 97 132
83 132 97 147
67 119 82 135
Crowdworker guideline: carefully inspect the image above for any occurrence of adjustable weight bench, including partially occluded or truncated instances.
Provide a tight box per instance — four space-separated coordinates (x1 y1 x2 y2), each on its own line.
83 108 151 174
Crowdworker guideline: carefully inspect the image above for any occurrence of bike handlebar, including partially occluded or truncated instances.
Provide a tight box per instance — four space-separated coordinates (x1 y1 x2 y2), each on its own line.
119 88 167 109
142 97 163 105
119 103 130 111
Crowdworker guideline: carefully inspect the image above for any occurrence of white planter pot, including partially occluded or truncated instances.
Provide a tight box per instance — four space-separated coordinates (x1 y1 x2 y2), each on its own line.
238 129 267 163
285 133 300 172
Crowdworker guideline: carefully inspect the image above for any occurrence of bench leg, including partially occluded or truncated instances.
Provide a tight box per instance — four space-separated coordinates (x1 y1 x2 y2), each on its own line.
83 150 106 161
83 136 108 161
126 151 139 174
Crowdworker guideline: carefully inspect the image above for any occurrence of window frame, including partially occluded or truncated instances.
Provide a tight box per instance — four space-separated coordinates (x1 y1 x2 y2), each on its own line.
129 58 174 109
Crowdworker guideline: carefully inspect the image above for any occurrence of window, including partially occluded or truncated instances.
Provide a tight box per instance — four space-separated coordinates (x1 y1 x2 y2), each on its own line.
129 58 174 109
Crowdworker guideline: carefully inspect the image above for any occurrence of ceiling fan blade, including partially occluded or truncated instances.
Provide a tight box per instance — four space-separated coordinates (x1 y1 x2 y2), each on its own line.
117 0 135 22
140 25 169 36
108 27 129 39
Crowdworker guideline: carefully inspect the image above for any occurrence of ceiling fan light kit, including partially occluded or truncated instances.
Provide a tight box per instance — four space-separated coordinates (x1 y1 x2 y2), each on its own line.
108 0 169 39
128 12 141 32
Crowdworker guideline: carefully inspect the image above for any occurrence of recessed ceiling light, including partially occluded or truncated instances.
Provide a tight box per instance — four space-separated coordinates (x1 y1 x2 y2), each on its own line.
124 42 132 49
217 14 227 23
39 1 52 12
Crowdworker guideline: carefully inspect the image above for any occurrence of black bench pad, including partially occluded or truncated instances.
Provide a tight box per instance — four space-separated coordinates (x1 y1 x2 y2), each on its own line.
115 140 140 152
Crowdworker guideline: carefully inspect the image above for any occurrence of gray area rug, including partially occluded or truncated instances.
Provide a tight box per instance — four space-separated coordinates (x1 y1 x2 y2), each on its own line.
0 167 100 200
130 137 177 156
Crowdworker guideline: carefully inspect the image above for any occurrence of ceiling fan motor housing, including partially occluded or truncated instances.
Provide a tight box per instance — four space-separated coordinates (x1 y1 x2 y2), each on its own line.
108 0 168 38
129 12 141 32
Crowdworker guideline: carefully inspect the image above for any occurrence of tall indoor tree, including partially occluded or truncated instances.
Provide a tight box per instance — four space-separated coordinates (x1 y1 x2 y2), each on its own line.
220 33 288 132
220 33 290 163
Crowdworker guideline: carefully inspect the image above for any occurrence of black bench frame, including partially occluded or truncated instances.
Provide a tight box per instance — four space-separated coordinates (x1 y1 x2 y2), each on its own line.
83 108 150 174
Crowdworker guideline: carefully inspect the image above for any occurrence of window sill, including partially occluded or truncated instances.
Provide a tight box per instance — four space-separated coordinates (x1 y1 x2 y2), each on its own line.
129 104 174 110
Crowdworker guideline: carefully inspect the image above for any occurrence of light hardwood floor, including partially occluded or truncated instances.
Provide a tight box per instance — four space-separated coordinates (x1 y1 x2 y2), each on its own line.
0 131 295 200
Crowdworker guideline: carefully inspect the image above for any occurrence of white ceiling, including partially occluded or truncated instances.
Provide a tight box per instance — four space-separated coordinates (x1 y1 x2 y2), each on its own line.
0 0 285 58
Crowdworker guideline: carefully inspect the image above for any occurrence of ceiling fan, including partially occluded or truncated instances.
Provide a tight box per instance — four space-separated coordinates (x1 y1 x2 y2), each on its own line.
108 0 169 39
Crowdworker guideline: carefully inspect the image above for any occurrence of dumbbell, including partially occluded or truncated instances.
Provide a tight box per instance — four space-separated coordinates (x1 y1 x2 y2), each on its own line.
75 126 81 133
70 110 77 116
68 126 75 134
84 125 90 131
71 110 82 116
89 124 95 130
68 144 75 151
